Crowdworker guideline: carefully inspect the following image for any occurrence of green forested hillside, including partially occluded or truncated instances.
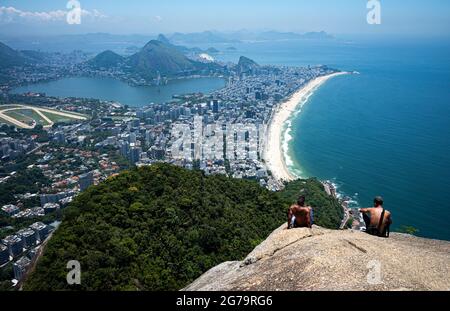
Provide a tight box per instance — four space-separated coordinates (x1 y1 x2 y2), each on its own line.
88 50 124 69
127 40 196 79
24 164 342 291
0 42 27 69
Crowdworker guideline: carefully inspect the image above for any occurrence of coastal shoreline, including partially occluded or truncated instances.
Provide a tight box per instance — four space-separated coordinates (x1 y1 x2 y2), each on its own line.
264 71 349 182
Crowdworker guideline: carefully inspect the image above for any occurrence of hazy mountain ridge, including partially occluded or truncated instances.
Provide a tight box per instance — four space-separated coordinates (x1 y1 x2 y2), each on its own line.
168 30 334 44
0 42 31 69
0 30 334 55
83 37 256 80
0 39 253 83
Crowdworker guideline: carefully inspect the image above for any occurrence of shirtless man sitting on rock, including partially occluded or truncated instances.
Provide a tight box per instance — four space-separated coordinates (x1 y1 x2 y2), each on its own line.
359 196 392 238
287 195 313 229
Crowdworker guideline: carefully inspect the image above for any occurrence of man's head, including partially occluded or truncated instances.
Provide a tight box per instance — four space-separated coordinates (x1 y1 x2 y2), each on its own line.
374 196 384 207
297 195 306 206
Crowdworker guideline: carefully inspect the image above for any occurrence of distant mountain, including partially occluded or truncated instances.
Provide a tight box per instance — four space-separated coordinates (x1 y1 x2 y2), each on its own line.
236 56 260 74
156 34 226 56
0 33 154 54
21 50 52 63
302 31 334 40
89 50 124 69
127 40 197 79
254 31 304 41
170 31 239 44
251 31 334 41
85 38 224 81
155 33 192 54
0 41 58 70
206 47 220 54
157 34 172 45
0 41 27 69
168 30 334 44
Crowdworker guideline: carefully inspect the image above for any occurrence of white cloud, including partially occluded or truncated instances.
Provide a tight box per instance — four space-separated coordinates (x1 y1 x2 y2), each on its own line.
0 6 106 23
154 15 163 22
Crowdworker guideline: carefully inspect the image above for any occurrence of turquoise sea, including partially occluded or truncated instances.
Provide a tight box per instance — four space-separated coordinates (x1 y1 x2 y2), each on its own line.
210 36 450 240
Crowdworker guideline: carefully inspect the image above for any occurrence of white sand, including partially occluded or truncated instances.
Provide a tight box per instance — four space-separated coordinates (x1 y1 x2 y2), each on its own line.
264 72 349 182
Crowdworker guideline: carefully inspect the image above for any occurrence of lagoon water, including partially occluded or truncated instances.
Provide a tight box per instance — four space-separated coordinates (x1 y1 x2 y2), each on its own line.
211 36 450 240
13 76 226 107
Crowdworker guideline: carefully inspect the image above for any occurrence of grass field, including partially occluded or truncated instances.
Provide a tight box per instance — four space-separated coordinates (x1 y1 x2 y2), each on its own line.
0 104 88 128
41 111 74 123
4 109 51 126
4 110 35 126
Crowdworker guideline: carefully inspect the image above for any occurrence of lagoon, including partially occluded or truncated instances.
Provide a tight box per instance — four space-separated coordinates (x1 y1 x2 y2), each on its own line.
12 76 226 107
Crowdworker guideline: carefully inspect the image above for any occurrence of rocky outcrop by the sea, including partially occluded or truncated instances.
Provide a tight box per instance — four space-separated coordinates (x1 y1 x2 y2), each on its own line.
184 225 450 291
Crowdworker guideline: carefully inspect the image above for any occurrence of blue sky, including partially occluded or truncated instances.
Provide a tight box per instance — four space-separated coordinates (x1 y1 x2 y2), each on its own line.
1 0 449 36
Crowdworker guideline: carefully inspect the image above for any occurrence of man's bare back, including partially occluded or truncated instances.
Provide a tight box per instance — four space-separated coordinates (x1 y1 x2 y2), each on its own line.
288 204 312 229
360 197 392 237
360 207 392 232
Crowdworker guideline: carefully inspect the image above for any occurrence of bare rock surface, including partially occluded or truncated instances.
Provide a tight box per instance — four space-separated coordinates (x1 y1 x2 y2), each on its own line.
184 225 450 291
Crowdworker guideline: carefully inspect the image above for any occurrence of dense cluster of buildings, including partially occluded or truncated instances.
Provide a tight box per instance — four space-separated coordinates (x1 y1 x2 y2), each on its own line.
0 222 51 282
91 65 335 189
0 135 37 162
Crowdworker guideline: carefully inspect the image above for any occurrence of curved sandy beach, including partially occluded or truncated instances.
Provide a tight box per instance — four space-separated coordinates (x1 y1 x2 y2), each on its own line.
264 71 348 182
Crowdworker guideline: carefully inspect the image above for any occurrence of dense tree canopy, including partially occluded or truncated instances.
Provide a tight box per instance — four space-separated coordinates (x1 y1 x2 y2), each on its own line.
24 164 342 291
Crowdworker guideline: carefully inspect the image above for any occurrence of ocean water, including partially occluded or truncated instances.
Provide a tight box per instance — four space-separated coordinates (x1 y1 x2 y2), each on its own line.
12 76 226 107
211 37 450 240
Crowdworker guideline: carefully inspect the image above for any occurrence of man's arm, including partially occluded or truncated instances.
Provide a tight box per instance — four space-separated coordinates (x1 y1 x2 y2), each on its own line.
287 206 293 229
306 211 312 229
386 213 393 224
359 208 371 213
308 207 313 228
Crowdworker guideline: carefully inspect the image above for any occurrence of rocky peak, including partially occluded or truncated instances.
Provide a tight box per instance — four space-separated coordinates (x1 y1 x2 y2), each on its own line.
184 225 450 291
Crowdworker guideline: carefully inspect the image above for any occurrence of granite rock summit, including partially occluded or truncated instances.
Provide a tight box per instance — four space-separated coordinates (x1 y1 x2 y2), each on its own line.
184 225 450 291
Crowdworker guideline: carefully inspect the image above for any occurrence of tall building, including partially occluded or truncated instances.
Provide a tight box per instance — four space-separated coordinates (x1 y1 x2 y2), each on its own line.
212 100 220 113
129 146 141 164
128 133 137 144
145 130 152 146
53 131 66 144
0 244 9 266
13 256 31 281
2 235 23 258
43 203 60 215
29 222 49 243
40 191 74 206
119 140 130 158
1 204 19 216
79 172 94 191
17 228 37 249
